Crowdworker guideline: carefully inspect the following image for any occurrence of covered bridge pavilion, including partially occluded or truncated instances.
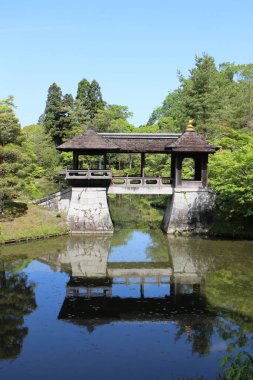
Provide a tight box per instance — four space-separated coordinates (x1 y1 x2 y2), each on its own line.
57 121 218 190
38 121 218 234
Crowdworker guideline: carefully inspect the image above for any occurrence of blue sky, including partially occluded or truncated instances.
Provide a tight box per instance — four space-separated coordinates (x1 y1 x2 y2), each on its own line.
1 0 253 127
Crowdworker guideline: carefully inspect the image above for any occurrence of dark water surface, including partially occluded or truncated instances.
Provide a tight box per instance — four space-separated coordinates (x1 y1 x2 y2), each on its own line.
0 230 253 380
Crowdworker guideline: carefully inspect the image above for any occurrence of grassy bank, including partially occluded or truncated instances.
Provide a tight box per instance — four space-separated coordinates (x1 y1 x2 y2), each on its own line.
0 201 69 243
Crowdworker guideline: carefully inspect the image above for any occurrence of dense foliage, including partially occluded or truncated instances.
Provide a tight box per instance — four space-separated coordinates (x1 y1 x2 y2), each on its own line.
147 54 253 219
148 54 253 136
0 97 23 211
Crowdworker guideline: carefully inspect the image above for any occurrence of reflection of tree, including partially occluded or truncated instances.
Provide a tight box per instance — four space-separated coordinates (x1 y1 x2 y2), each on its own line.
111 229 133 248
215 314 249 352
206 268 253 323
173 306 253 357
0 265 37 359
145 230 170 262
205 267 253 354
174 314 215 356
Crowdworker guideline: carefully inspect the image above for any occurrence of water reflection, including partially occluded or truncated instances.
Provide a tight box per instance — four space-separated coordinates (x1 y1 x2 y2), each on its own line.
0 264 36 359
0 232 252 379
37 234 212 356
35 233 251 358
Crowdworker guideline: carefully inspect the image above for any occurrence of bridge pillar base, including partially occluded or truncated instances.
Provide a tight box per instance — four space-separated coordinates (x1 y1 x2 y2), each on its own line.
67 188 113 233
162 189 215 235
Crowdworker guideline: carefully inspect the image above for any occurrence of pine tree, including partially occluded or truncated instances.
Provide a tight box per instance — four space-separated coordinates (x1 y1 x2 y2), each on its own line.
76 78 105 120
76 78 90 106
58 93 74 139
178 54 221 135
43 83 63 145
88 80 105 119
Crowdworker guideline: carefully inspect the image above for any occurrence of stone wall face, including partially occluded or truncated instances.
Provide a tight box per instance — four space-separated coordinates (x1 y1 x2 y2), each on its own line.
38 187 113 233
162 189 215 235
67 188 113 233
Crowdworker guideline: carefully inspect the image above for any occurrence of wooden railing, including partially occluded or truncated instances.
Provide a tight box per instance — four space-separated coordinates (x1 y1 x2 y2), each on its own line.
65 169 112 180
64 170 172 186
111 176 172 187
61 170 173 187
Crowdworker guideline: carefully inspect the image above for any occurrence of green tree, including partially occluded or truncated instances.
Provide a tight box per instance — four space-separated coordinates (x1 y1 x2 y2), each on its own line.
22 124 60 177
209 130 253 217
87 80 105 119
76 78 105 120
43 83 64 145
147 89 184 132
93 104 134 132
0 98 23 212
0 143 40 206
231 64 253 129
66 99 91 139
76 78 90 104
58 93 74 140
0 96 21 147
147 54 253 138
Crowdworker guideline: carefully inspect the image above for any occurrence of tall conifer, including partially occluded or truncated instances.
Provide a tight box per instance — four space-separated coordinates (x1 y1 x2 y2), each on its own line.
43 83 63 145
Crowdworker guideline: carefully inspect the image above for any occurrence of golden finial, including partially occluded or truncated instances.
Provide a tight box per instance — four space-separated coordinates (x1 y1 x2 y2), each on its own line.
186 119 195 132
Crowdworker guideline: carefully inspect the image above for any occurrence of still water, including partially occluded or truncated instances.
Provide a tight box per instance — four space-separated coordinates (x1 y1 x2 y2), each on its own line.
0 230 253 380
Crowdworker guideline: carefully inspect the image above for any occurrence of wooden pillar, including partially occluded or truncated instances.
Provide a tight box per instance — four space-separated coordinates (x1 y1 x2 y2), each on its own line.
194 155 202 181
103 153 107 170
72 152 79 170
201 154 208 187
141 153 145 177
175 154 182 187
170 154 176 184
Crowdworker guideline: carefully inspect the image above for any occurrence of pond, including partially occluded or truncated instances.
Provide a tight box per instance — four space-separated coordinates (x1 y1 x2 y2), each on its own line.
0 229 253 379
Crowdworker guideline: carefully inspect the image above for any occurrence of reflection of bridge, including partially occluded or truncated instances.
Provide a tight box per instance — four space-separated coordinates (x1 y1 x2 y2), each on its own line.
36 234 208 327
66 262 172 300
37 122 218 234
